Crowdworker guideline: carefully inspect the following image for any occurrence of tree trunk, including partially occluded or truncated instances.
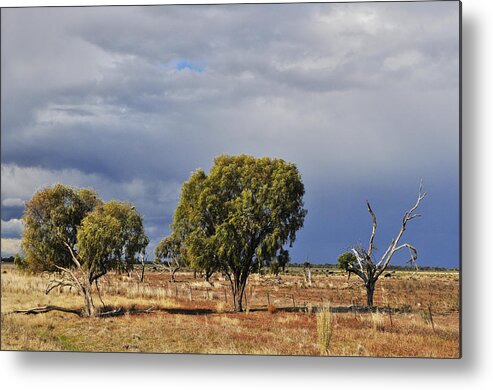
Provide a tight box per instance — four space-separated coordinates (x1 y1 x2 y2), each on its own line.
82 281 96 317
171 266 180 282
205 270 214 285
232 287 245 312
140 260 145 283
230 278 247 312
366 280 376 307
304 267 312 286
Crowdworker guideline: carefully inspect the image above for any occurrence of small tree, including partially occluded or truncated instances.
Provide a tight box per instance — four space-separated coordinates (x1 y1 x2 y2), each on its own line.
337 252 357 280
22 183 102 273
269 260 280 276
21 184 148 317
154 234 185 282
13 254 28 270
338 182 426 307
171 155 307 311
277 248 291 273
74 201 149 315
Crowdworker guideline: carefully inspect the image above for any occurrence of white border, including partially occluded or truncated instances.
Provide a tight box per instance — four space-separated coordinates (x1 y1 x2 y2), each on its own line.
2 1 492 389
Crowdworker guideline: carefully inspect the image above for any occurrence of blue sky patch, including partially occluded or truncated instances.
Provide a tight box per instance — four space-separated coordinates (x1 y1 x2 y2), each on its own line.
174 59 206 73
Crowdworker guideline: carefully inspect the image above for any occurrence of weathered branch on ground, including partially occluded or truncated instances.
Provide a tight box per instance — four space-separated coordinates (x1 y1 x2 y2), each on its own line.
98 308 125 317
7 306 83 316
7 305 157 318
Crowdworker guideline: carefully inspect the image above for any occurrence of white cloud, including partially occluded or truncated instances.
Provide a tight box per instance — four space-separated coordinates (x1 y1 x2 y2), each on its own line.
1 238 21 256
1 219 24 236
1 198 25 207
0 164 180 214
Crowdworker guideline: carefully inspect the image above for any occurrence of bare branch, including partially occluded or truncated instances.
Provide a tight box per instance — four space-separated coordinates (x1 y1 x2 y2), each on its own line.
98 308 125 318
350 249 367 282
376 182 425 274
366 200 377 258
405 180 427 222
63 241 82 269
7 306 82 316
45 280 74 295
95 279 106 309
376 238 395 268
54 265 85 294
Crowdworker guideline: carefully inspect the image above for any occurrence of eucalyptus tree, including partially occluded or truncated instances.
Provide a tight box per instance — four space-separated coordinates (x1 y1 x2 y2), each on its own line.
154 234 186 282
170 168 219 284
338 183 426 307
22 183 102 273
277 248 291 273
21 184 148 317
171 154 307 311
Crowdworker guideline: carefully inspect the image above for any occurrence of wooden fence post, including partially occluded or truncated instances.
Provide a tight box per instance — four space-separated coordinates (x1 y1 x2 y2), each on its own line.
428 303 435 332
388 305 393 327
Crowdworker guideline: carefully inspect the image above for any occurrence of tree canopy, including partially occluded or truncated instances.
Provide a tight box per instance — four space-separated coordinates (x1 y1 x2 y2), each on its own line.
21 183 102 272
21 184 148 316
171 154 307 311
77 200 149 282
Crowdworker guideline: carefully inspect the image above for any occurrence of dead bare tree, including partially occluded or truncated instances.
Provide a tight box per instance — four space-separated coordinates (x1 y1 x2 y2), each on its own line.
303 261 312 286
340 182 426 307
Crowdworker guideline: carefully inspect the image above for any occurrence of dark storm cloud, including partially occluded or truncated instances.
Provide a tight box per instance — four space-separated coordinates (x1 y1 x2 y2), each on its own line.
1 2 460 265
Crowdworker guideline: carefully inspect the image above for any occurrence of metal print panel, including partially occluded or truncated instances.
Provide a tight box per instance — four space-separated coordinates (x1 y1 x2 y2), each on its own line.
0 1 461 357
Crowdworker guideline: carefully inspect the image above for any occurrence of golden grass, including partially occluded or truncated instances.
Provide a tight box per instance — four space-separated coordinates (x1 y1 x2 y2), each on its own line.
316 304 333 355
1 265 460 357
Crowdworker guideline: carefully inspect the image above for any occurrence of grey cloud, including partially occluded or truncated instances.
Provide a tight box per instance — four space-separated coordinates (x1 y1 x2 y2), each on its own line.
1 2 460 264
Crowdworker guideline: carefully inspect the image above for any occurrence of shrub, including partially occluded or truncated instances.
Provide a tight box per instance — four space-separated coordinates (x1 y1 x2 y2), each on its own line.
371 310 385 332
316 304 333 355
14 254 28 271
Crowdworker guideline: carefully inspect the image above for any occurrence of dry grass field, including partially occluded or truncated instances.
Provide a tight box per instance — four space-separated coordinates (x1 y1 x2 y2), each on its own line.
0 263 460 357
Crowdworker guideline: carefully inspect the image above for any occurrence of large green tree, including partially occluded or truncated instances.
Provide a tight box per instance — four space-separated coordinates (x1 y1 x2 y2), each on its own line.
21 184 148 316
171 155 307 311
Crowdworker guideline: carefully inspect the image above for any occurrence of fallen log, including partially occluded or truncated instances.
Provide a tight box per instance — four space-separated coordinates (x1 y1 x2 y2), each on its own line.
7 306 83 316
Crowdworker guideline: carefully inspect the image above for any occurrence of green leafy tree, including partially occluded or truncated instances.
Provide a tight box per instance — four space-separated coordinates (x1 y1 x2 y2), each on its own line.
21 184 148 317
268 248 290 276
22 183 102 272
277 248 291 273
171 168 219 283
154 234 185 282
171 154 307 311
269 261 280 276
337 252 357 278
14 254 28 270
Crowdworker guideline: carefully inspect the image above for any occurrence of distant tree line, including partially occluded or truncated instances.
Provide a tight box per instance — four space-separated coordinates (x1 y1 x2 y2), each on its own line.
287 263 457 272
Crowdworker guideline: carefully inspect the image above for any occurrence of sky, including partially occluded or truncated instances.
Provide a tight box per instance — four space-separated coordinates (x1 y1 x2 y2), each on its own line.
0 2 460 267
